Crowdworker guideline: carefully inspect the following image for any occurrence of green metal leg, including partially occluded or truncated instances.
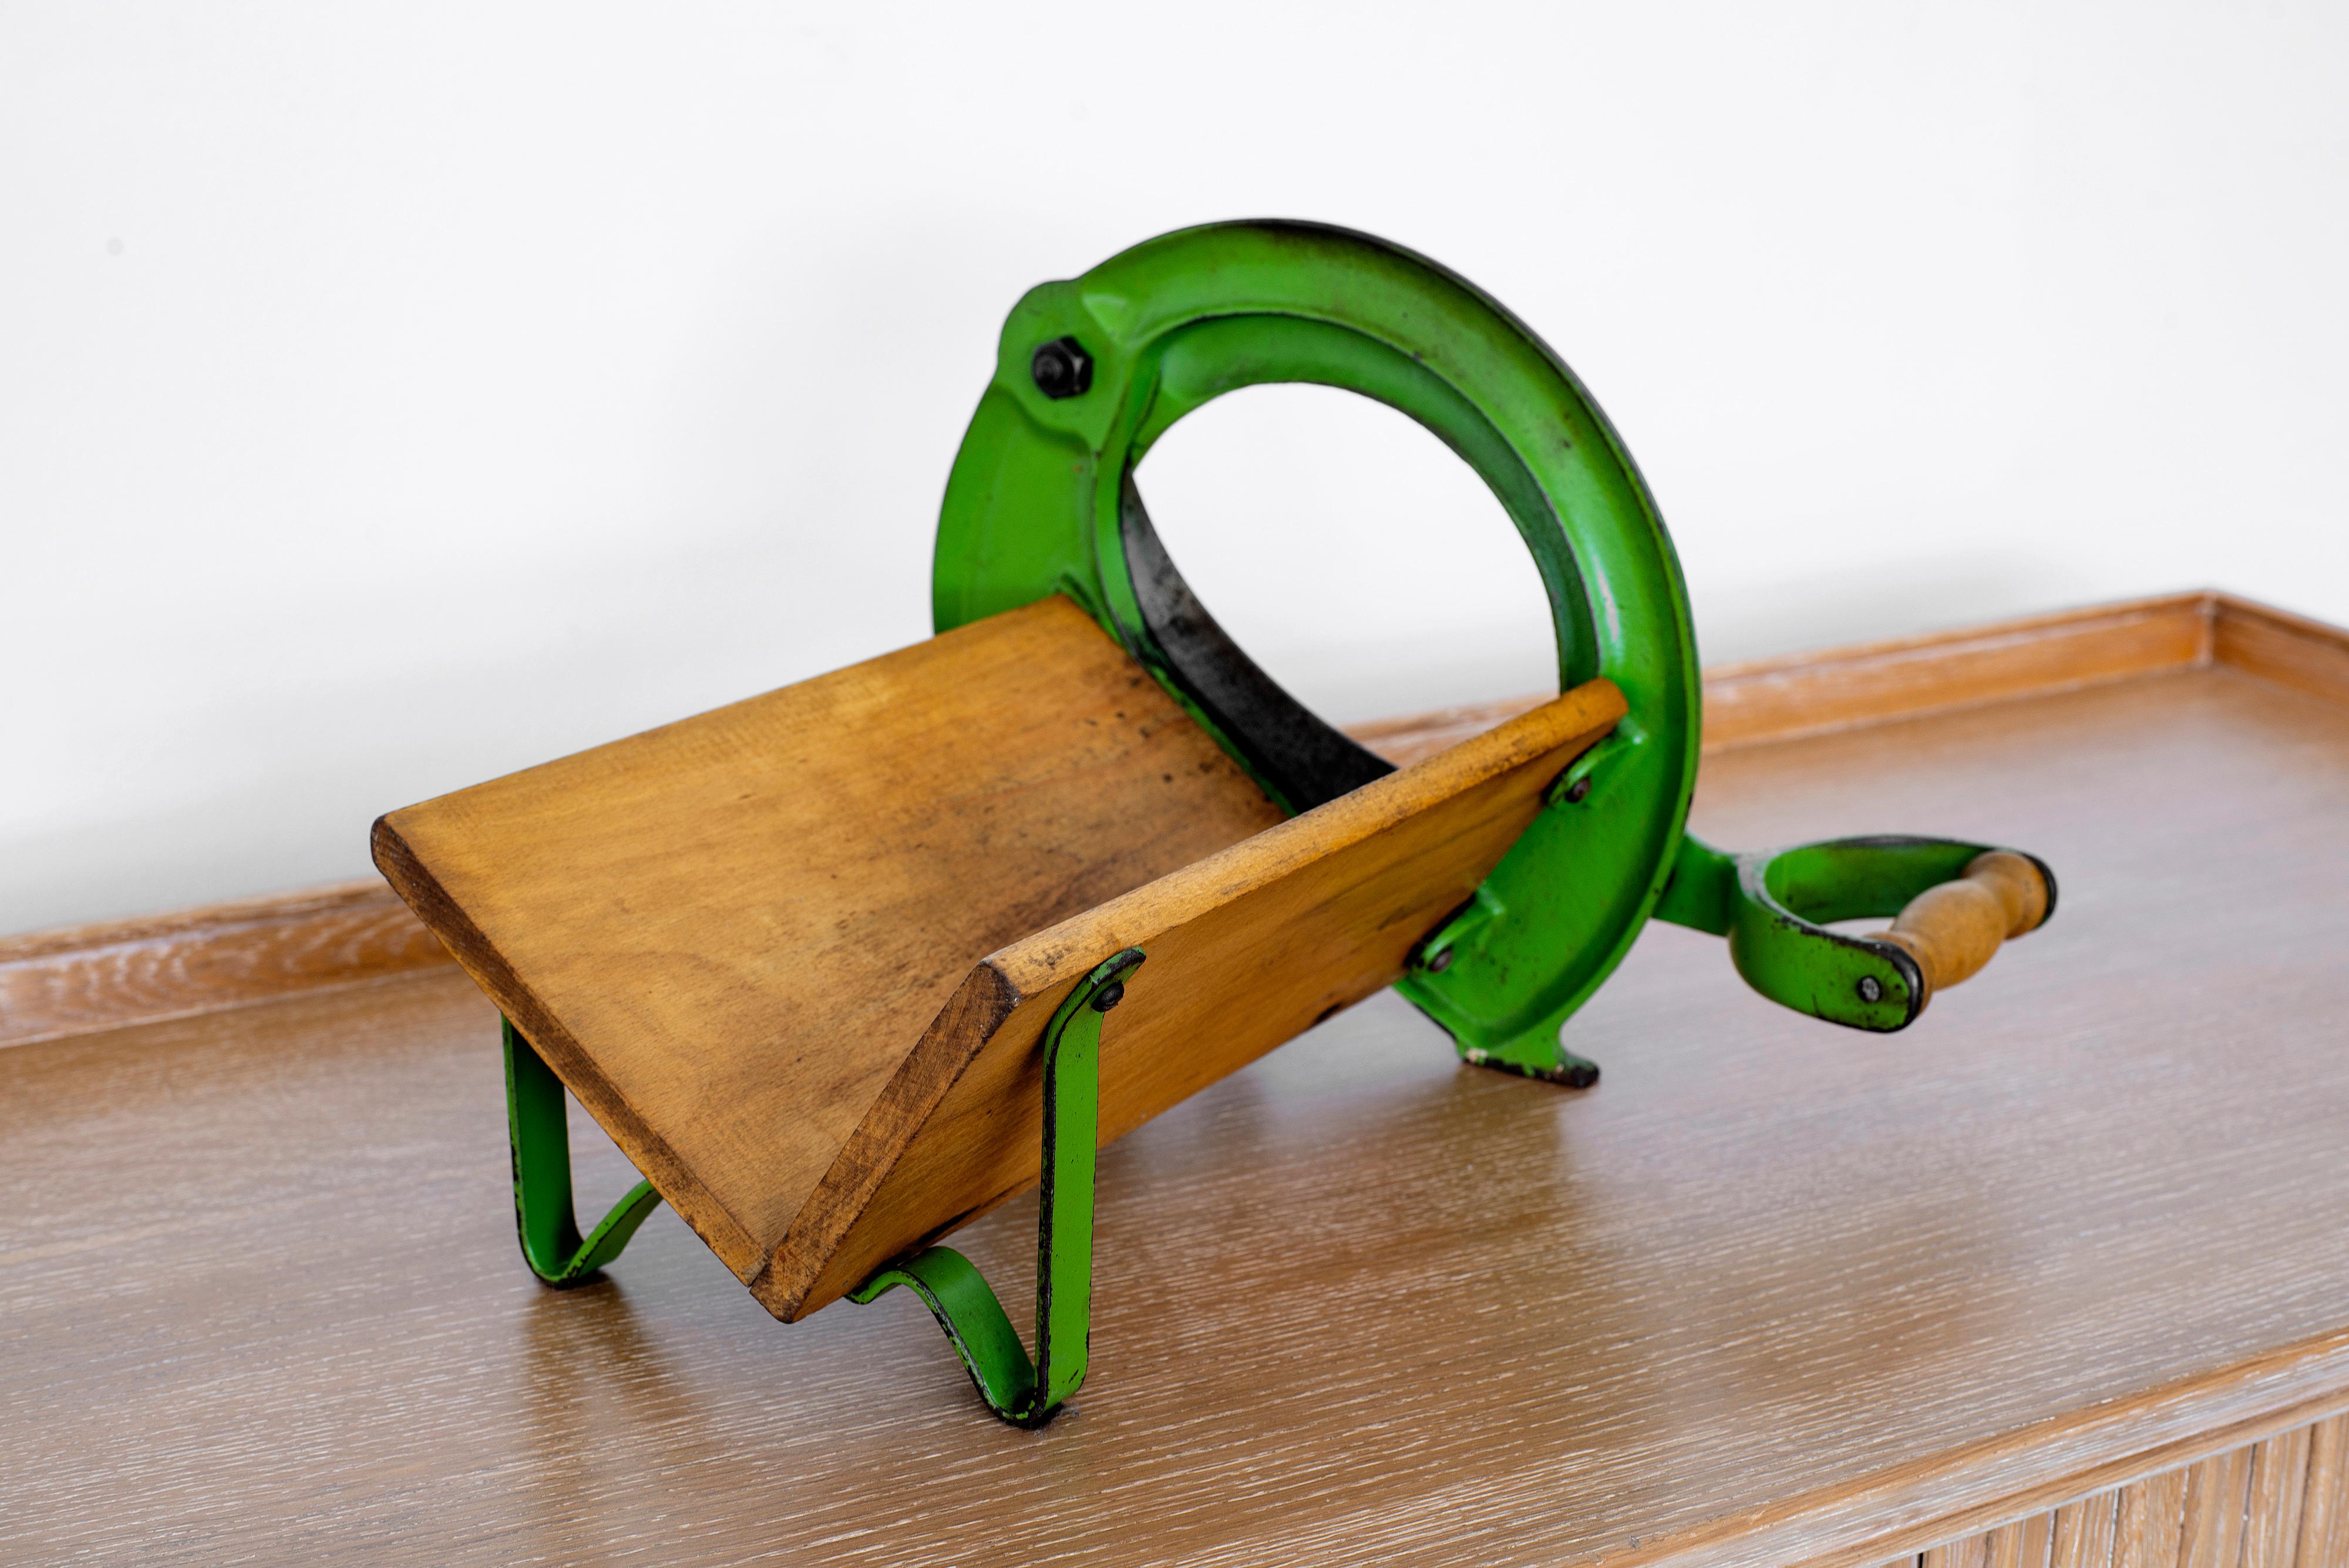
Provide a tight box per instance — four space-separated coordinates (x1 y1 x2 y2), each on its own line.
1399 886 1604 1086
1457 1029 1605 1088
849 948 1145 1430
503 1016 663 1287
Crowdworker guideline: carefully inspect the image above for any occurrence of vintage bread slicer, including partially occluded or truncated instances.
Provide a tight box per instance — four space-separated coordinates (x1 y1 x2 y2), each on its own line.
372 220 2057 1429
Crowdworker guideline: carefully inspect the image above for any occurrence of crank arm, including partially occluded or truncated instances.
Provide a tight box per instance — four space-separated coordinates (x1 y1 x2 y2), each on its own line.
1653 834 2057 1030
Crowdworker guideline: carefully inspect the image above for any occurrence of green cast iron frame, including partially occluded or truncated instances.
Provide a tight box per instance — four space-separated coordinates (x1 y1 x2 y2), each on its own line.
496 221 2057 1429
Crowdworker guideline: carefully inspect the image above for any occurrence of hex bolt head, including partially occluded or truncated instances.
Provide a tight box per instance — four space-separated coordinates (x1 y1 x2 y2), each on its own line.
1425 947 1455 973
1562 776 1593 805
1031 337 1093 399
1091 981 1126 1012
1856 975 1884 1004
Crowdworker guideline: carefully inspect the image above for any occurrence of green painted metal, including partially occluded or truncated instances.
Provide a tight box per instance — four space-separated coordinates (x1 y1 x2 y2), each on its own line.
934 220 1700 1082
503 1016 662 1287
1404 724 1652 1081
484 226 2067 1428
1653 834 2058 1030
930 220 2063 1085
850 948 1145 1429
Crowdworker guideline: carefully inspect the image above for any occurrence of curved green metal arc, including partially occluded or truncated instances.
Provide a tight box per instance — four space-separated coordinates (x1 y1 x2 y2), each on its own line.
935 220 1700 1075
502 1016 663 1287
1125 313 1596 689
847 1247 1037 1418
1089 312 1598 815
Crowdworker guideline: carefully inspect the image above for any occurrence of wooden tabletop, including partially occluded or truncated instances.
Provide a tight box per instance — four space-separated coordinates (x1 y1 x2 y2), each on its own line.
8 660 2349 1566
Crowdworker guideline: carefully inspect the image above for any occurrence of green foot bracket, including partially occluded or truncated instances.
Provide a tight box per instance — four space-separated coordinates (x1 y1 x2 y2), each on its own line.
500 948 1140 1432
849 948 1146 1430
503 1017 663 1287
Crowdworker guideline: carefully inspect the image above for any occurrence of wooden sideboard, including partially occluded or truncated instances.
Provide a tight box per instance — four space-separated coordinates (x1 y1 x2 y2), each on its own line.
5 590 2347 1566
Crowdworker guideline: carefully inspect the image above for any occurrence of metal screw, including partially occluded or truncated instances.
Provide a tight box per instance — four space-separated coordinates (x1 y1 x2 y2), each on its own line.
1561 776 1592 805
1091 981 1125 1012
1031 337 1093 399
1425 947 1455 973
1856 975 1883 1004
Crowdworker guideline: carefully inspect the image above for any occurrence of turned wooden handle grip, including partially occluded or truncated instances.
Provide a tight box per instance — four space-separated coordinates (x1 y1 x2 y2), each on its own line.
1873 851 2050 1006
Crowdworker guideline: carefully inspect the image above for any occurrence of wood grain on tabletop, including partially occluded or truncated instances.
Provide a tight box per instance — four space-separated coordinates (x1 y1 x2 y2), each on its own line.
8 663 2349 1566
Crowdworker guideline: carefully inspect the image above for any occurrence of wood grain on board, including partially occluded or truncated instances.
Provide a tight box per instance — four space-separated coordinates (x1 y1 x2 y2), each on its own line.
8 661 2349 1566
775 679 1624 1316
372 594 1293 1284
12 588 2345 1051
373 590 1620 1309
1877 850 2052 1002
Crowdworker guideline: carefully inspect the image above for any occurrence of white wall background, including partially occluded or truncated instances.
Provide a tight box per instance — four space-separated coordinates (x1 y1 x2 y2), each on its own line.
5 2 2345 936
